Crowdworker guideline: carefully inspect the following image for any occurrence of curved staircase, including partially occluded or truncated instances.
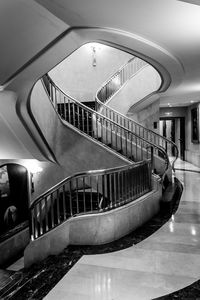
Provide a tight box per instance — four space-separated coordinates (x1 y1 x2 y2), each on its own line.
95 56 178 171
25 55 178 266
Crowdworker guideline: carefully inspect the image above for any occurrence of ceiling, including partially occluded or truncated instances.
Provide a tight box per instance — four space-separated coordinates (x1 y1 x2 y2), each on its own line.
0 0 67 85
1 0 200 108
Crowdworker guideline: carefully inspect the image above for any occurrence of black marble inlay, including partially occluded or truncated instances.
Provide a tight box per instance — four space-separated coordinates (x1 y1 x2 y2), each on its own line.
3 178 184 300
0 270 22 298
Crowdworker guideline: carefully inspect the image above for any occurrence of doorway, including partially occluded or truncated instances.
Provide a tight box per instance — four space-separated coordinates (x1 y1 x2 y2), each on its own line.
0 164 29 236
159 117 185 160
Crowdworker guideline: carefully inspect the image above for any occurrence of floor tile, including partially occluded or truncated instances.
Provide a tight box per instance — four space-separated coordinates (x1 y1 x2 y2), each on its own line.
45 159 200 299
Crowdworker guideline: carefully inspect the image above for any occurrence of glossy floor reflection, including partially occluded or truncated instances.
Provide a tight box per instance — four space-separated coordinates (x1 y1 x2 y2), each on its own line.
45 161 200 300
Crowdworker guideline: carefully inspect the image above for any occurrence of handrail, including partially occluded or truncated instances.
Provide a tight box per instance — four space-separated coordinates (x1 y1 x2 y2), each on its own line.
30 161 144 209
43 75 169 173
95 57 178 171
96 57 147 103
29 69 170 241
30 159 152 240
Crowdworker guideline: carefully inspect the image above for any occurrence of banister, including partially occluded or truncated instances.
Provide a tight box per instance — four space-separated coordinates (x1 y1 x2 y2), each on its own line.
95 57 178 171
30 159 152 240
43 75 165 152
96 57 148 104
96 98 177 169
42 75 169 174
30 160 147 210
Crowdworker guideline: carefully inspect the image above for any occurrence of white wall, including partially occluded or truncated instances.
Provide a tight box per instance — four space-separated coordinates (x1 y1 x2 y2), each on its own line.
49 43 132 102
128 99 160 132
0 91 43 160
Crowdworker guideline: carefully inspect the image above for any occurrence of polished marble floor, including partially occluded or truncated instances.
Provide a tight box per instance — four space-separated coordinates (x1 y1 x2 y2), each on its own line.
45 160 200 300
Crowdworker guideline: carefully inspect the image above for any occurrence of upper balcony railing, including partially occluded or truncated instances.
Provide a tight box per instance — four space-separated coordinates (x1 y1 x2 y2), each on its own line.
97 57 147 103
95 57 178 171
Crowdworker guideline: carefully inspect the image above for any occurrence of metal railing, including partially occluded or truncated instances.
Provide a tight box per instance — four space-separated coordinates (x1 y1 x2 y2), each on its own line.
42 75 169 172
30 161 152 240
95 57 178 170
30 71 170 241
97 57 147 103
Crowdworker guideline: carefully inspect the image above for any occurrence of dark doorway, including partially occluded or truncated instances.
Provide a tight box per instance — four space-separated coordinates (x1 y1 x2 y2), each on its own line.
0 164 29 236
159 117 185 160
179 117 185 160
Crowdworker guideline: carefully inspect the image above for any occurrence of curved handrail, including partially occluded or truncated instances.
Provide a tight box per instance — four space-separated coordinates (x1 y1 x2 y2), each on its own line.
30 72 170 241
95 57 178 171
30 159 152 240
43 75 169 174
30 160 147 211
96 57 147 103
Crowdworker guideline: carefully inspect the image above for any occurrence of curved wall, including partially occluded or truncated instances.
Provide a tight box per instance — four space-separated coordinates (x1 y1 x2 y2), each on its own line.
106 64 161 116
0 91 45 160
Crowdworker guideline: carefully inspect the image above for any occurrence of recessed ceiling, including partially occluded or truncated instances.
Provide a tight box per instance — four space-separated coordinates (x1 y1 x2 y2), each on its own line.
1 0 200 159
35 0 200 107
0 0 200 108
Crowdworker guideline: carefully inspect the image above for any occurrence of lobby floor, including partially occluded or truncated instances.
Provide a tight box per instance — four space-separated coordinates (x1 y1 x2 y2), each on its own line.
44 159 200 300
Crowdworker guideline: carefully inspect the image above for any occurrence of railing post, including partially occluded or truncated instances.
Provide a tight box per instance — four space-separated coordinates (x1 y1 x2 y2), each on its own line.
150 146 154 172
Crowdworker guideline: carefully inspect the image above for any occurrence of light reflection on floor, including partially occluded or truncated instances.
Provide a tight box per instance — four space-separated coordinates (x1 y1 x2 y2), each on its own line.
45 159 200 300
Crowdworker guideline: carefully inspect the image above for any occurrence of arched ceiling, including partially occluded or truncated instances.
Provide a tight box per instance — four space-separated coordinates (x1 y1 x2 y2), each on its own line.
0 0 68 85
35 0 200 106
1 0 200 107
